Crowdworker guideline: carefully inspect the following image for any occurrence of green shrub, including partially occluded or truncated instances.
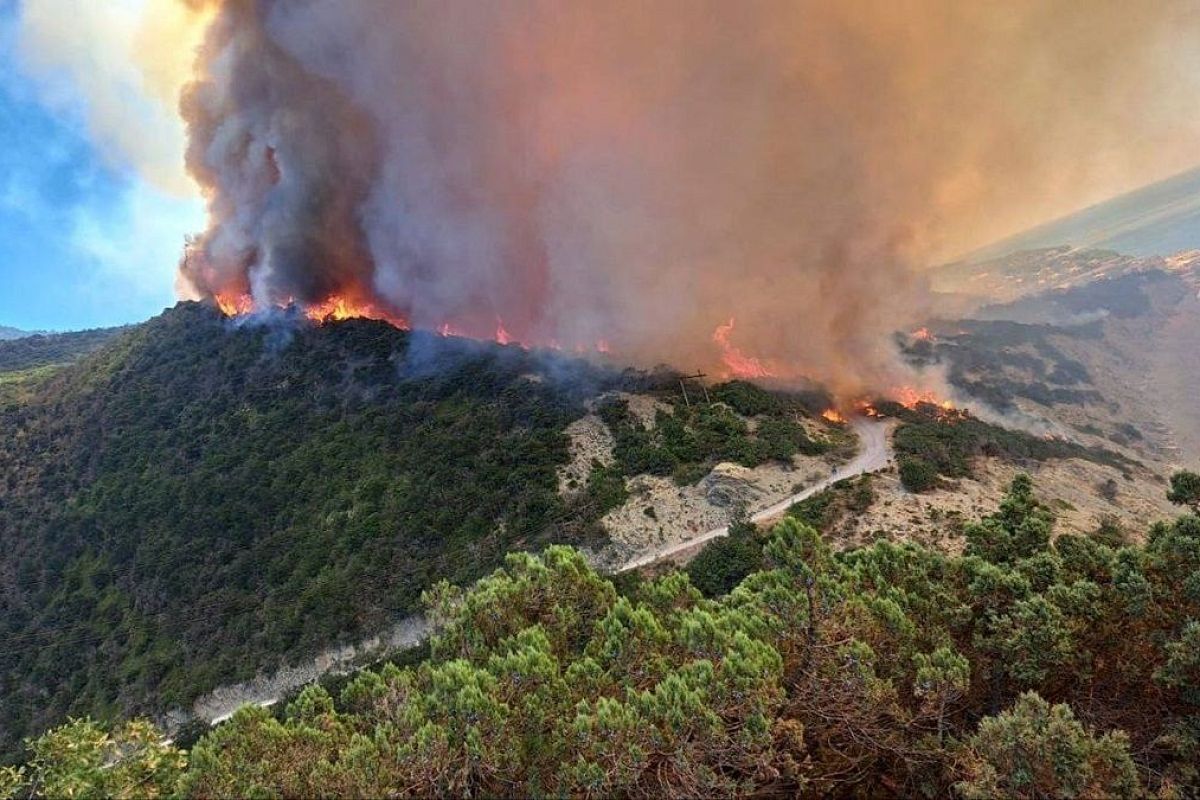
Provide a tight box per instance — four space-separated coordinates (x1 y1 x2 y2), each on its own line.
956 693 1140 800
710 380 778 416
899 456 939 492
685 523 762 597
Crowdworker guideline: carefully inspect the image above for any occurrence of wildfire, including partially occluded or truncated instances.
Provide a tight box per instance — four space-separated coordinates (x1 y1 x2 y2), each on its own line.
215 292 409 329
822 409 847 424
495 318 513 345
712 317 776 379
217 294 781 372
892 385 955 410
304 296 395 325
212 293 625 355
215 293 254 317
911 326 934 341
856 400 884 417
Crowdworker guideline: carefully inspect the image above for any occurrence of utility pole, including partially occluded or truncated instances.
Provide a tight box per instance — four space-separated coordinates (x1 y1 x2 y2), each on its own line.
678 371 709 406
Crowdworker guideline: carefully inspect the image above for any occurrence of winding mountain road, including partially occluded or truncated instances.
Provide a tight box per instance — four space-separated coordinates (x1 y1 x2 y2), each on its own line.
618 417 893 572
190 417 892 726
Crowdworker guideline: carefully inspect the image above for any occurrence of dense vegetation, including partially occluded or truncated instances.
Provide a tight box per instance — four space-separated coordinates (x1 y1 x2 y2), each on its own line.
0 302 629 761
6 476 1199 798
887 401 1133 490
0 304 850 762
683 515 763 597
0 326 126 373
596 380 842 489
787 474 876 532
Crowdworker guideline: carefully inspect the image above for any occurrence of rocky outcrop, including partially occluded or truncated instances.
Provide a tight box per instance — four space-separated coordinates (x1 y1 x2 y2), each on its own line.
701 462 765 509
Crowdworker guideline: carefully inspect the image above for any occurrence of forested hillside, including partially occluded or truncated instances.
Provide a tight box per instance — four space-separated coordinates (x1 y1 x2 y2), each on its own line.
6 476 1198 798
0 326 126 373
0 303 863 760
0 302 620 759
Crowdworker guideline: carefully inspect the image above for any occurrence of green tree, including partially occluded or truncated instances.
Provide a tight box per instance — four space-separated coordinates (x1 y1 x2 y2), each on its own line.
1167 470 1200 513
899 456 939 493
1155 620 1200 705
965 474 1054 564
912 646 970 742
2 718 184 800
955 692 1140 800
686 515 762 597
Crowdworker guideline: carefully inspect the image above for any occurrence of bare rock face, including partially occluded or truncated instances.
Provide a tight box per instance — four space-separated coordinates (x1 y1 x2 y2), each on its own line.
702 463 764 508
557 414 617 496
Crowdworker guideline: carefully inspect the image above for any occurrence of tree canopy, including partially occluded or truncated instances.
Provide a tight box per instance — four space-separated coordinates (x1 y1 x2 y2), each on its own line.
7 475 1199 798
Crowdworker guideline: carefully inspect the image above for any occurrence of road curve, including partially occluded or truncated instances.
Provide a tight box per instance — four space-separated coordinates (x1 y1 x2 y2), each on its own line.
618 417 892 572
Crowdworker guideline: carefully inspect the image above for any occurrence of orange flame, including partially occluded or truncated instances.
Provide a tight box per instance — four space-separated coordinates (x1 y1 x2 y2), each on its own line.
911 326 934 341
892 385 955 411
214 293 623 357
495 318 513 345
712 317 776 379
306 296 410 328
215 293 254 317
214 292 409 329
822 408 846 424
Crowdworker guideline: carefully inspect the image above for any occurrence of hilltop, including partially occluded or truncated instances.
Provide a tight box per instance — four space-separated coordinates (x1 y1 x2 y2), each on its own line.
0 326 29 341
0 302 608 757
1 274 1195 773
0 302 849 758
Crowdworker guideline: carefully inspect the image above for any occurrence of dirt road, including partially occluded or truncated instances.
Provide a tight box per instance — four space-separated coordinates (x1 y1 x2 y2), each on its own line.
190 418 891 726
618 417 892 572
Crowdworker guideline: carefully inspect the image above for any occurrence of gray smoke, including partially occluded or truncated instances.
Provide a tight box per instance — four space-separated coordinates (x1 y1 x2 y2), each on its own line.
178 0 1200 398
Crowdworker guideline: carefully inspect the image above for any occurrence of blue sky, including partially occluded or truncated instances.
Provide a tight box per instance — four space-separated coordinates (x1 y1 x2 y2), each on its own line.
0 0 201 332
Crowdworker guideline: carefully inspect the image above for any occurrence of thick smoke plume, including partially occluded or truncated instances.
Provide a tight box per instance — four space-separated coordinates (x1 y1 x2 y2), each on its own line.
177 0 1200 397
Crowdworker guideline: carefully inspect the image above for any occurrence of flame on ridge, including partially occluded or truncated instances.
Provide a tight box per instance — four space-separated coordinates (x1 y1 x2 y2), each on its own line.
712 317 776 380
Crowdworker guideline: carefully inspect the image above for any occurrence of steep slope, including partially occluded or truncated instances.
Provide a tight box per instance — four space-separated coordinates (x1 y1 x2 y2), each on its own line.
0 302 615 758
9 476 1200 798
0 326 127 373
0 303 856 759
916 268 1200 472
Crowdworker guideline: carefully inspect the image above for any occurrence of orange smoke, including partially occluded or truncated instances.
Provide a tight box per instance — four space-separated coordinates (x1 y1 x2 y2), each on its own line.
178 1 1200 403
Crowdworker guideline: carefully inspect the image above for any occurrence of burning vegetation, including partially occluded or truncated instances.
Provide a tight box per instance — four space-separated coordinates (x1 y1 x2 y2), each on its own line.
711 318 777 380
167 0 1200 400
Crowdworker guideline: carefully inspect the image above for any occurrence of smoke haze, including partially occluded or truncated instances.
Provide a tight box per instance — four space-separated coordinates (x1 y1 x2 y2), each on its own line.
168 0 1200 396
14 0 212 195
